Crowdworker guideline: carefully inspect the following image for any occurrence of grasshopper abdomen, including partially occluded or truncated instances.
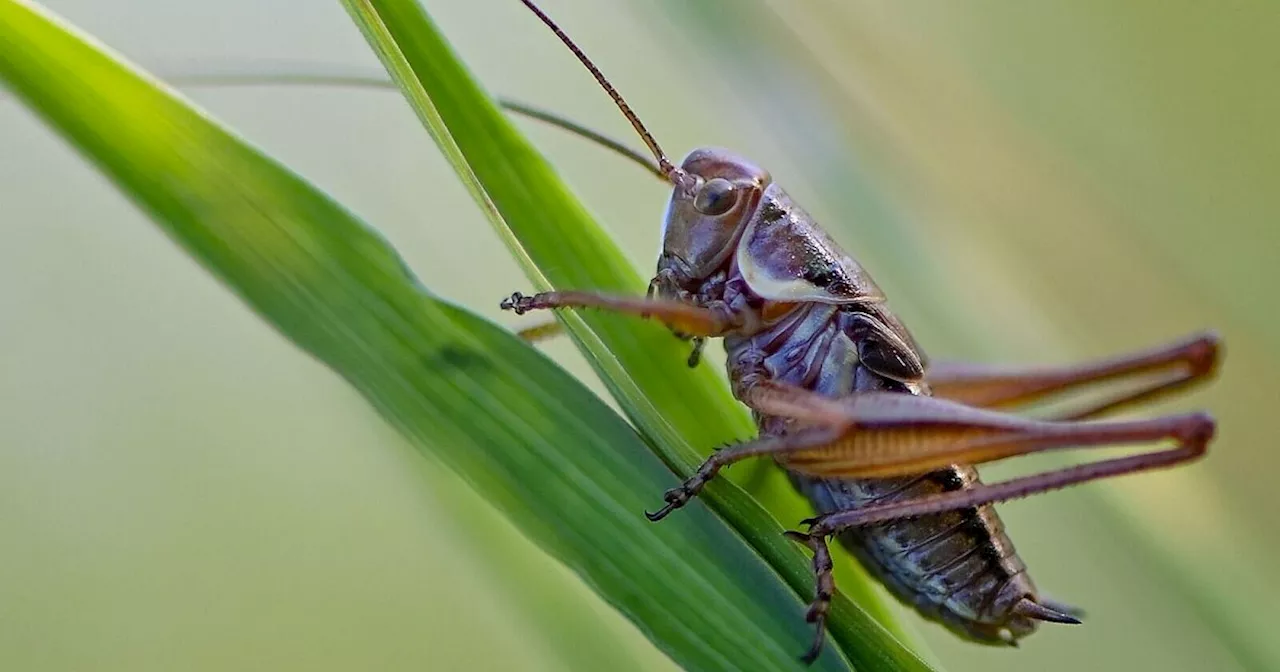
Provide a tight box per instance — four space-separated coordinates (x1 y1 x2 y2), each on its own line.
728 290 1043 645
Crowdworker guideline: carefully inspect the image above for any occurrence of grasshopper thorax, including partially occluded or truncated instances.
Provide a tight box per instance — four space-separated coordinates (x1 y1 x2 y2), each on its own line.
657 148 887 309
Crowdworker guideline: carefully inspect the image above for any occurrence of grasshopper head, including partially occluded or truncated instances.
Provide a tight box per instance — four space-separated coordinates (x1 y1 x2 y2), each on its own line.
657 148 771 289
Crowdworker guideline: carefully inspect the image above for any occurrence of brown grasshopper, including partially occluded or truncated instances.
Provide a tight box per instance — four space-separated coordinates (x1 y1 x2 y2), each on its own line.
500 0 1221 664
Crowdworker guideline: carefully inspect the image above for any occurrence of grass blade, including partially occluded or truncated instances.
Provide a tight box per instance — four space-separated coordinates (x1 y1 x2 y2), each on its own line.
337 1 936 670
0 1 885 669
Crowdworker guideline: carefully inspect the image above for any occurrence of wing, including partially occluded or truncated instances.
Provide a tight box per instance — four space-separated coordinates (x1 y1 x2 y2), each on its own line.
736 183 886 305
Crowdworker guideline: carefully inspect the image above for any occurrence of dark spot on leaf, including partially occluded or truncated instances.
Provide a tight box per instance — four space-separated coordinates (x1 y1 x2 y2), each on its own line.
422 344 490 374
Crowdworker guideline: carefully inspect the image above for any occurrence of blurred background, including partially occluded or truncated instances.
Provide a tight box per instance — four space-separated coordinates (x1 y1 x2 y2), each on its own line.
1 1 1276 670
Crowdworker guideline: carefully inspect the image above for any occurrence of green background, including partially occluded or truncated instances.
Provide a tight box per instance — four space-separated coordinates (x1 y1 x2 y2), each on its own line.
1 1 1274 670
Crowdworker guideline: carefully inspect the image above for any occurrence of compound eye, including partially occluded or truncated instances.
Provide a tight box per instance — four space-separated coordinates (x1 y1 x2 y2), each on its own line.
693 177 738 216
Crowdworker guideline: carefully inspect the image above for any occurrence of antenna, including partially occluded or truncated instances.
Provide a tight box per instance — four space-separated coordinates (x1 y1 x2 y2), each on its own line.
40 62 669 180
498 99 666 179
520 0 683 183
144 68 666 179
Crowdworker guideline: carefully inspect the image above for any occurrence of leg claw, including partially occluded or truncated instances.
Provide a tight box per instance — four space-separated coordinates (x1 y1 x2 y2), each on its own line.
499 292 531 314
799 627 826 665
782 529 811 544
644 504 676 522
645 487 691 522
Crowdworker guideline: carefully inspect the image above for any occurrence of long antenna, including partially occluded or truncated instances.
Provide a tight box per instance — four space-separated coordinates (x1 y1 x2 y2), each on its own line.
498 99 666 179
519 0 682 182
142 67 666 179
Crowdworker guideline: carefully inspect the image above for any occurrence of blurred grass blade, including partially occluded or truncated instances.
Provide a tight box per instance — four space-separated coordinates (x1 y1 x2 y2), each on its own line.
0 1 895 669
338 0 937 669
151 61 919 645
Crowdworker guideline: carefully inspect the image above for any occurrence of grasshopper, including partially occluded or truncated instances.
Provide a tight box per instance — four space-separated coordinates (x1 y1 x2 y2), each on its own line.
500 0 1221 663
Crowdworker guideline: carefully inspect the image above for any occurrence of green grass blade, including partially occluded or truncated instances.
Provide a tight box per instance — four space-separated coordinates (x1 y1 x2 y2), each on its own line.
336 1 935 670
0 1 885 669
